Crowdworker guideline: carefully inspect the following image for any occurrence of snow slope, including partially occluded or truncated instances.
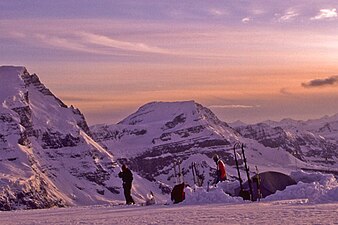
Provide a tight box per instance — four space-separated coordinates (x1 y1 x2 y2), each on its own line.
0 201 337 225
1 169 337 224
91 101 239 158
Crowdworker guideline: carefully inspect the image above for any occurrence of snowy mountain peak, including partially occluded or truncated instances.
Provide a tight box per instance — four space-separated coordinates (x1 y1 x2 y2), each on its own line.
0 65 27 75
0 66 28 103
119 100 195 125
118 100 228 128
228 120 247 128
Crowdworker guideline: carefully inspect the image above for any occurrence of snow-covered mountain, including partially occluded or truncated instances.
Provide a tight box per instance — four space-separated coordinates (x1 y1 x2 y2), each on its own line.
263 114 338 143
92 101 240 157
92 101 337 193
91 101 243 192
234 116 338 165
0 66 160 210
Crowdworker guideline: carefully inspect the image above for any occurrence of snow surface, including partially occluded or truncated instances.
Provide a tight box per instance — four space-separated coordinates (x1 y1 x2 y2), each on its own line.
2 169 337 224
179 170 338 206
0 201 337 225
265 170 338 203
0 66 27 104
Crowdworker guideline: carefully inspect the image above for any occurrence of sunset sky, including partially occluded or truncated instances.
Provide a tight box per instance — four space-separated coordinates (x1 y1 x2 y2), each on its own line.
1 0 338 125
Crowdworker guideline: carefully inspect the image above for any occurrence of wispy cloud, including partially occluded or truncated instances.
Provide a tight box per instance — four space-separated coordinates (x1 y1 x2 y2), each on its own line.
302 76 338 88
311 8 337 20
279 10 299 21
80 32 171 54
209 104 260 109
242 17 251 23
209 9 226 16
34 33 104 54
9 29 172 56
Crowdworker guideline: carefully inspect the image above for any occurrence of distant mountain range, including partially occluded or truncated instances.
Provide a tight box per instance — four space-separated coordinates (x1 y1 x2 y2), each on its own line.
0 66 337 210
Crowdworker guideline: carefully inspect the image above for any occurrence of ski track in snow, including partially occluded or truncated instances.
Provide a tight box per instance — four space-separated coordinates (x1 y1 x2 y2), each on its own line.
0 202 337 225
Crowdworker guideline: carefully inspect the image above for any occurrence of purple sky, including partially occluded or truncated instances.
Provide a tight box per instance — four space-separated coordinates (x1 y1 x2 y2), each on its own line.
1 0 338 124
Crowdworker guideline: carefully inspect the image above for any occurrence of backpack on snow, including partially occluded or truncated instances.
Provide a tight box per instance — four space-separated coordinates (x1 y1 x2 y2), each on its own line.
171 183 185 204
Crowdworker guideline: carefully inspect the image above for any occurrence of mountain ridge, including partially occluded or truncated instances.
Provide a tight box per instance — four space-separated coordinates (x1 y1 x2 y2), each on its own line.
1 65 337 210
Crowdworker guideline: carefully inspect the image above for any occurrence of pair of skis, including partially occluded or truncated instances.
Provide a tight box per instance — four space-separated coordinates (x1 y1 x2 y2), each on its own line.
173 160 184 184
191 162 202 187
173 160 202 186
234 143 263 201
234 143 253 201
254 166 262 201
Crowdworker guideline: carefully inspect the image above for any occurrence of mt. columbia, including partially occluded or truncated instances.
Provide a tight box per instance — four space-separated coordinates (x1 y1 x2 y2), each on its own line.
0 66 337 210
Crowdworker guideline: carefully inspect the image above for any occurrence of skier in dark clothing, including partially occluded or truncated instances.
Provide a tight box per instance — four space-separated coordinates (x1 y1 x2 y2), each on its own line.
118 164 135 205
213 154 227 184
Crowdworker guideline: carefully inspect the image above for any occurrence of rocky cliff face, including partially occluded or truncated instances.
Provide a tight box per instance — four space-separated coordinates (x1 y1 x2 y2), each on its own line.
0 66 125 210
234 118 338 165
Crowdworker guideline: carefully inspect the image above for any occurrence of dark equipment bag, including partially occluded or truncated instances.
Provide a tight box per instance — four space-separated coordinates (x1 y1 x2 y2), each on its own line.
171 183 185 204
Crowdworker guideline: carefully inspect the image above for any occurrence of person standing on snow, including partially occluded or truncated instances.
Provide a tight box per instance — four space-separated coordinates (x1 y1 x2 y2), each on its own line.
118 164 135 205
213 154 227 184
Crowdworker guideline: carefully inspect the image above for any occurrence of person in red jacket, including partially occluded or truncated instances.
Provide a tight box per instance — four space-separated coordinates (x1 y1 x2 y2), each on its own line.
213 154 227 184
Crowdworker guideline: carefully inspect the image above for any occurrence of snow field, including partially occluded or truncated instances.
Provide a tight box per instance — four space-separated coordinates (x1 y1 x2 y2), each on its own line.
1 169 336 224
183 170 338 205
0 201 337 225
265 170 338 203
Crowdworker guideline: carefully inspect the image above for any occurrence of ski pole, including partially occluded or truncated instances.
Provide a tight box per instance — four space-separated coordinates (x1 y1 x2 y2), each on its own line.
234 143 244 192
191 162 196 187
